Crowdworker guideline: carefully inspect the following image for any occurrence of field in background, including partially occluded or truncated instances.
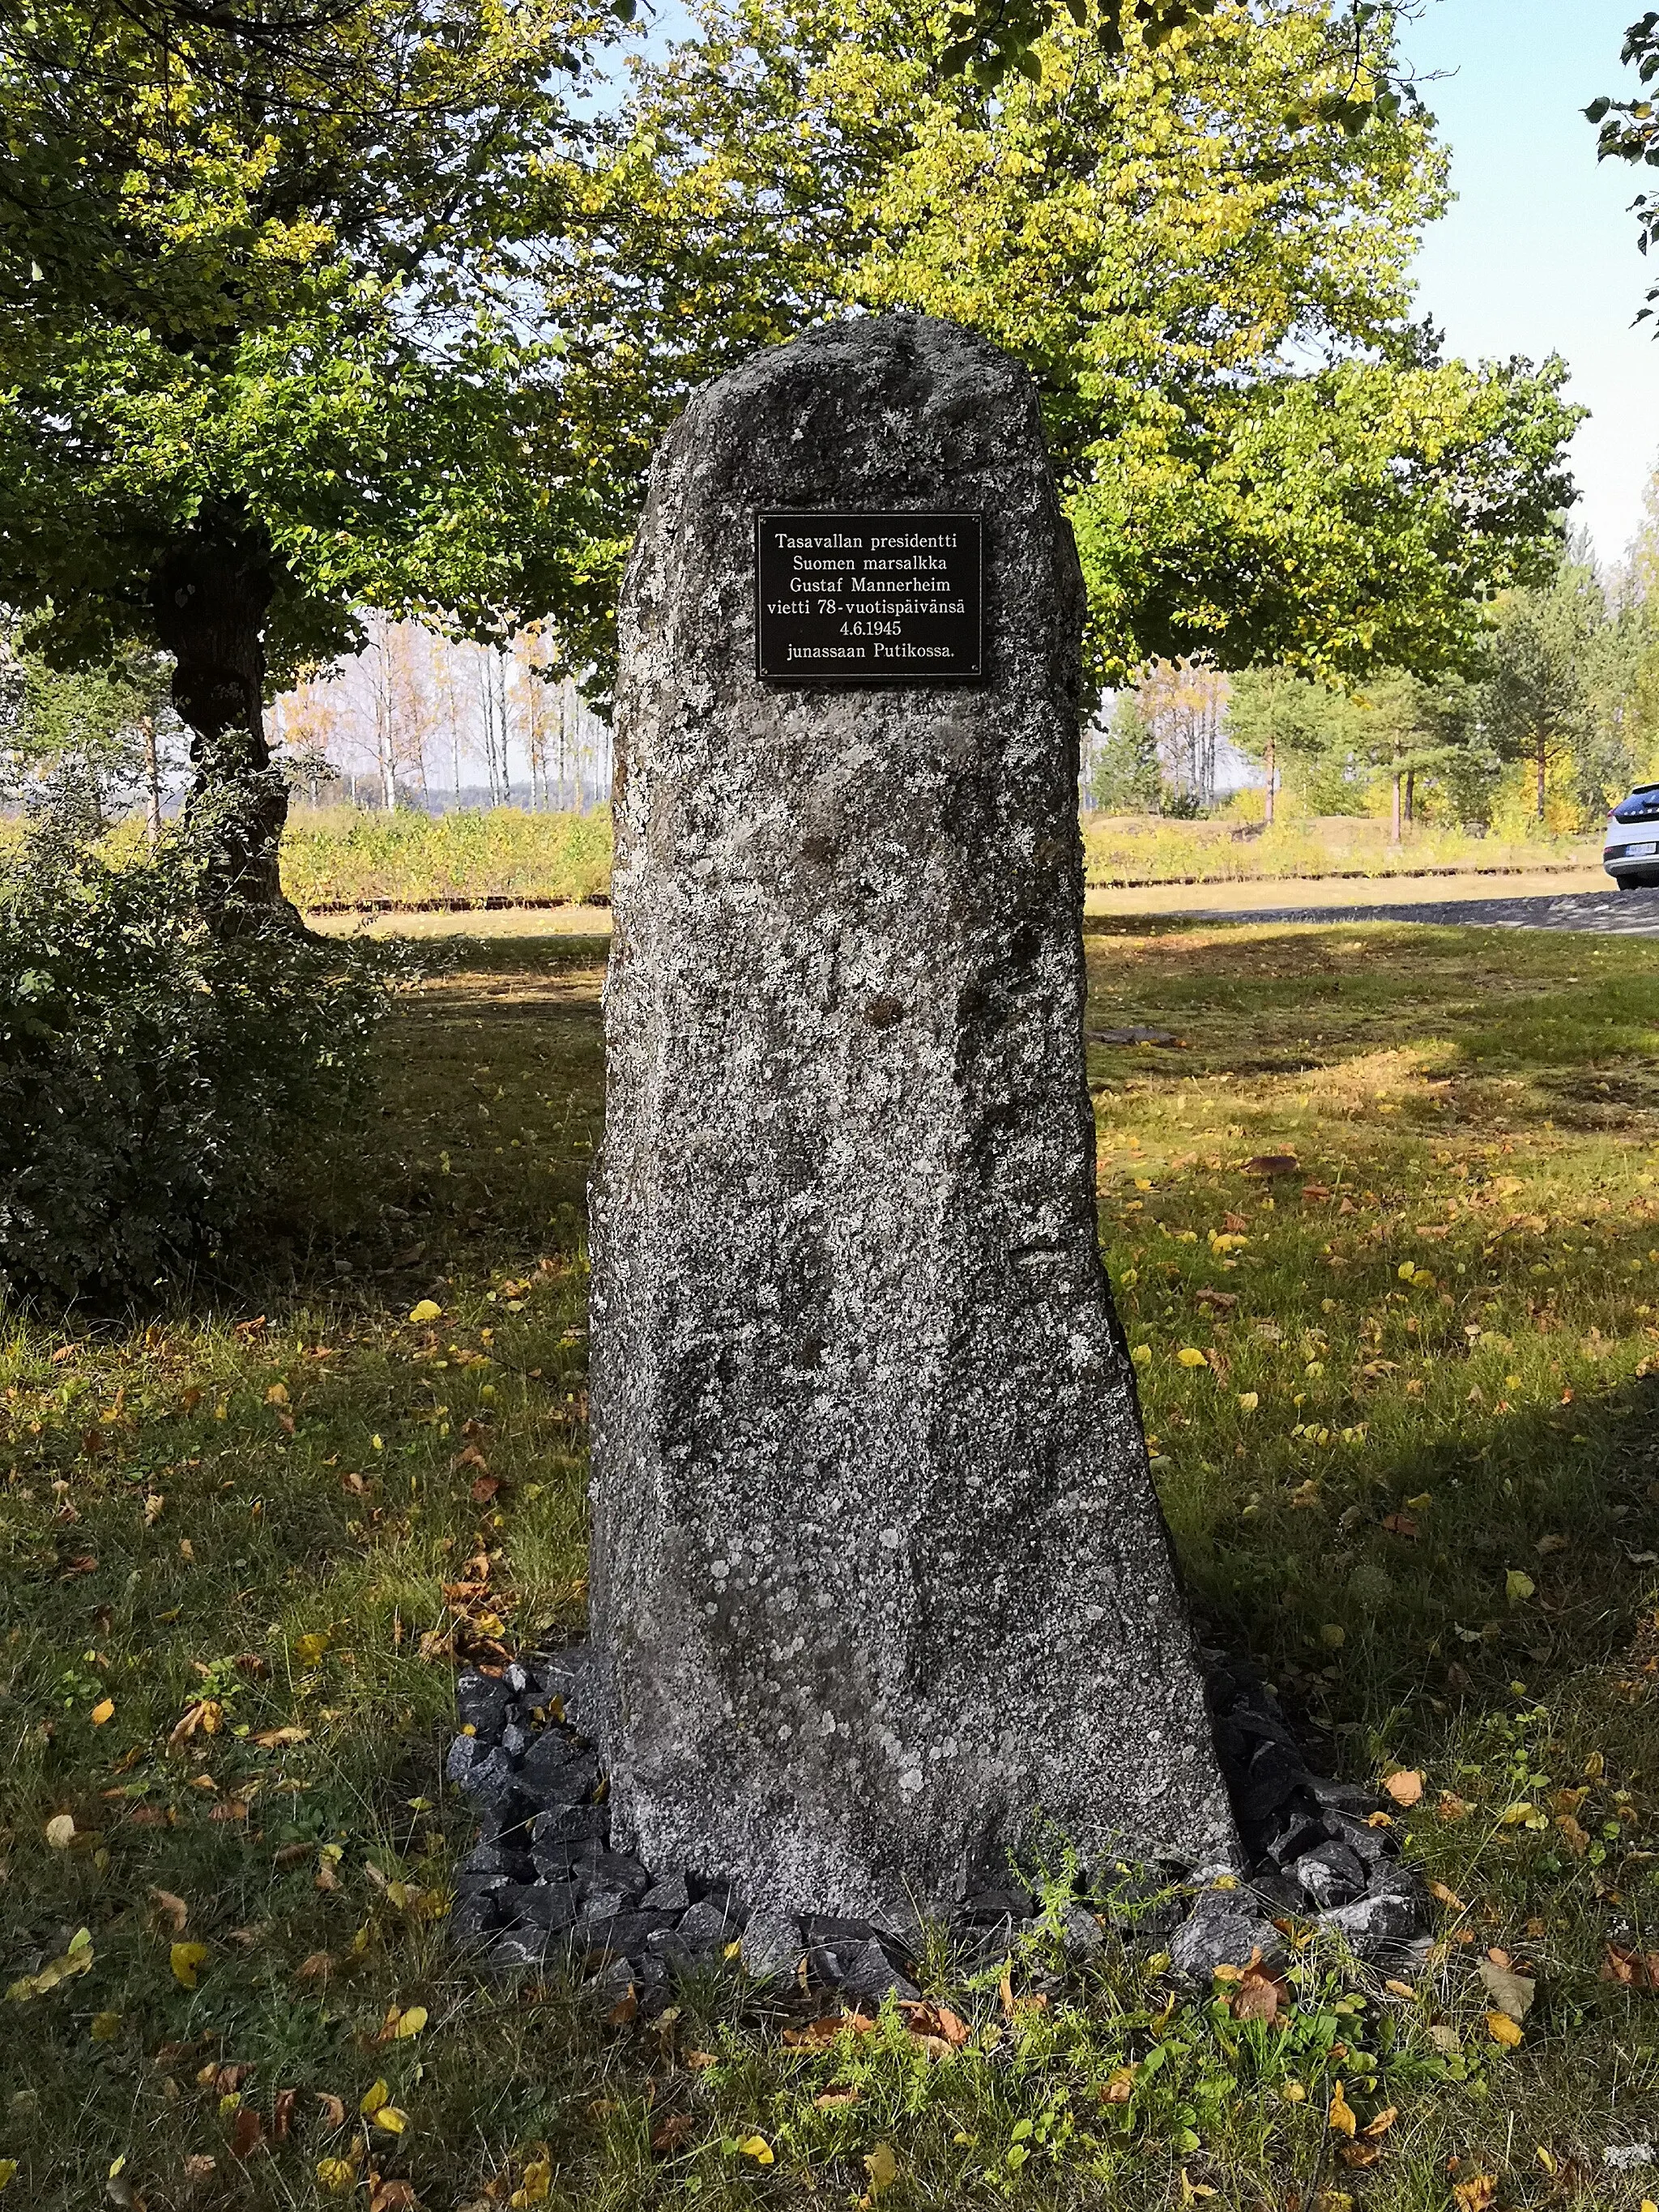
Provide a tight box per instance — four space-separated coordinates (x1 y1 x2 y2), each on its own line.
280 805 614 910
4 917 1659 2208
279 806 1601 911
1080 813 1601 887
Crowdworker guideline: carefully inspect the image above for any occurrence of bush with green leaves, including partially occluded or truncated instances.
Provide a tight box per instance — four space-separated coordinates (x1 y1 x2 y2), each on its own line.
0 800 386 1302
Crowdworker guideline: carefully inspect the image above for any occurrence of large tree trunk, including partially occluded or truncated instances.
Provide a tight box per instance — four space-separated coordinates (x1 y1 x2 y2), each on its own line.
150 526 294 925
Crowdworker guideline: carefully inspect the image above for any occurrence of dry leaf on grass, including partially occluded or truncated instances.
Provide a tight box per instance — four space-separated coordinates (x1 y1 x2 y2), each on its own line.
650 2113 697 2152
1327 2083 1357 2137
1478 1958 1536 2020
1381 1770 1424 1807
1603 1946 1659 1991
1451 2177 1497 2212
149 1890 188 1933
1485 2010 1524 2048
228 2108 264 2159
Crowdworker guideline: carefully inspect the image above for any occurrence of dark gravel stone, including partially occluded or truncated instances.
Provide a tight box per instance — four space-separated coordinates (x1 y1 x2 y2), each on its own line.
1324 1812 1394 1869
530 1803 608 1852
455 1672 512 1738
802 1915 881 1946
573 1849 649 1900
1256 1801 1328 1870
640 1871 692 1913
501 1721 532 1759
578 1909 680 1956
740 1907 803 1981
450 1893 501 1940
1289 1840 1368 1912
1316 1879 1431 1955
836 1937 921 2005
458 1840 533 1884
1233 1738 1307 1826
486 1926 554 1971
1167 1888 1280 1980
586 311 1239 1916
516 1750 599 1813
676 1898 735 1955
1060 1903 1106 1961
498 1882 579 1932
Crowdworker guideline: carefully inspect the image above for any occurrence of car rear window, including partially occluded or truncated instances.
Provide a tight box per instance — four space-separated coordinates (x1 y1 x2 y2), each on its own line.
1614 790 1659 822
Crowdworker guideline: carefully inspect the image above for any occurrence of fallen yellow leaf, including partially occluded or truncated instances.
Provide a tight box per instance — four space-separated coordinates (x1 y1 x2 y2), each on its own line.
170 1942 208 1989
737 2134 774 2166
294 1632 331 1666
510 2157 552 2208
408 1300 443 1324
90 2011 122 2042
44 1813 75 1849
90 1698 114 1727
372 2107 408 2135
1176 1346 1208 1368
1486 2010 1524 2048
360 2080 390 2116
316 2158 356 2194
8 1926 94 2001
1328 2082 1357 2137
864 2142 898 2194
394 2005 428 2039
0 2161 15 2192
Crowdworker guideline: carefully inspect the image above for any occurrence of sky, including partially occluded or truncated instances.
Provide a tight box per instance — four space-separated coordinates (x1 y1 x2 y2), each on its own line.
1405 0 1659 568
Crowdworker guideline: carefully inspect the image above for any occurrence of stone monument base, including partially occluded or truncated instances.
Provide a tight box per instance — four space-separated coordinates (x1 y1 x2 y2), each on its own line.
443 1647 1431 2003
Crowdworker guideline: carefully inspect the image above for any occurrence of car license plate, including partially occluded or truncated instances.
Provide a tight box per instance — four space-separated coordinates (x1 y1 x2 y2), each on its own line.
1627 842 1657 858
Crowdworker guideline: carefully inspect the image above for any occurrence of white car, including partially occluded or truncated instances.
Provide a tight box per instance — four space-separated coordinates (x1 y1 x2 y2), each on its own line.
1604 785 1659 889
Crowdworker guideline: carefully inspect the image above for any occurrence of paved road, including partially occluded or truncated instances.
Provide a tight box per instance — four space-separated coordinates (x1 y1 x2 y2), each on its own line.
1192 887 1659 935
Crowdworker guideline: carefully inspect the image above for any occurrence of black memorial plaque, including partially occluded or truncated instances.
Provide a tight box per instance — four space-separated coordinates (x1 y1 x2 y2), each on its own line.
754 511 983 684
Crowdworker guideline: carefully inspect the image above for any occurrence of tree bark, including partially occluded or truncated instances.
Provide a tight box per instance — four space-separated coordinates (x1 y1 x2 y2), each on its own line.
1405 766 1415 828
140 714 162 848
150 526 293 924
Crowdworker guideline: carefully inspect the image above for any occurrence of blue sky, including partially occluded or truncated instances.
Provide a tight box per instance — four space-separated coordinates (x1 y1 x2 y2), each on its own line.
1406 0 1659 566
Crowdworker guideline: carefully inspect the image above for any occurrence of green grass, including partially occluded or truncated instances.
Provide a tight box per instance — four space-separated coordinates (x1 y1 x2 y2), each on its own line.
3 919 1659 2210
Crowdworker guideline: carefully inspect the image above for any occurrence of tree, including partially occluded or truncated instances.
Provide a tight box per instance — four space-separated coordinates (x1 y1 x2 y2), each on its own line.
0 627 179 826
1479 553 1605 825
548 0 1580 691
1589 11 1659 319
1085 691 1162 812
1228 666 1487 830
0 0 621 914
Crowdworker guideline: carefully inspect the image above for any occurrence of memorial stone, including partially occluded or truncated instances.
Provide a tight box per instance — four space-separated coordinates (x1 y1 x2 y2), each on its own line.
588 311 1239 1920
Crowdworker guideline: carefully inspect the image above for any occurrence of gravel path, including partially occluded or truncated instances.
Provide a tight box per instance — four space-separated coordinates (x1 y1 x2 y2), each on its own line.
1190 887 1659 935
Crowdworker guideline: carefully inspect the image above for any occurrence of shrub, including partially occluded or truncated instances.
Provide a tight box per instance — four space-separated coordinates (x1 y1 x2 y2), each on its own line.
0 799 387 1302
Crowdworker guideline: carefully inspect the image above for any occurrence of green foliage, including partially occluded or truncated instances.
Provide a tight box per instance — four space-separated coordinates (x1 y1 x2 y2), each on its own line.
0 801 386 1301
1087 695 1163 812
1226 666 1490 823
1589 10 1659 319
0 0 622 688
551 0 1580 687
0 629 176 813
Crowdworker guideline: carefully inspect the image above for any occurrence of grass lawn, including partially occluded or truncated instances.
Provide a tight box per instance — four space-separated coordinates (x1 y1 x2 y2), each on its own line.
4 918 1659 2211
